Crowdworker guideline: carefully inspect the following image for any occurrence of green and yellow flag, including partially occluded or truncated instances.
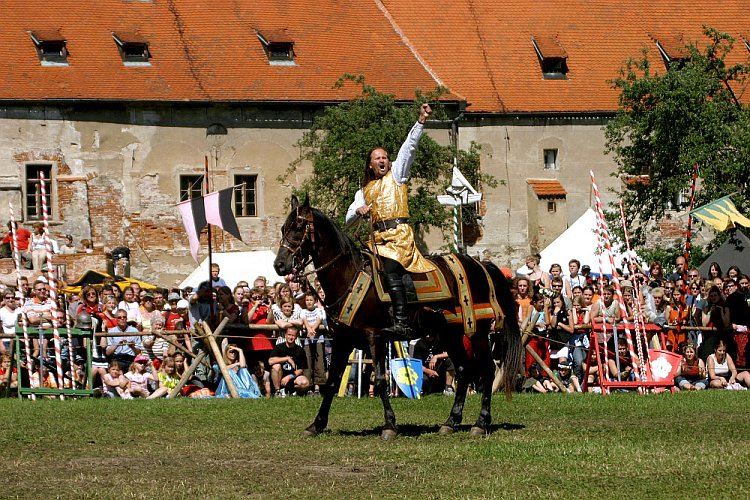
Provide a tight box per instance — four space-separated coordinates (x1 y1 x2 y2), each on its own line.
690 196 750 231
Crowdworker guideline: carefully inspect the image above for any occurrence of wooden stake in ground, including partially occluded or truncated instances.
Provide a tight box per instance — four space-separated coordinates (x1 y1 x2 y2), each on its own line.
520 313 567 393
200 319 239 398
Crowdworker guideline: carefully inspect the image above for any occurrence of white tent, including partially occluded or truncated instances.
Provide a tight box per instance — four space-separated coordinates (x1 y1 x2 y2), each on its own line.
517 208 632 276
178 250 285 290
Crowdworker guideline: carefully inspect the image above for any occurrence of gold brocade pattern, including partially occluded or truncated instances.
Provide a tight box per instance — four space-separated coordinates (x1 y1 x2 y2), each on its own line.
363 171 436 273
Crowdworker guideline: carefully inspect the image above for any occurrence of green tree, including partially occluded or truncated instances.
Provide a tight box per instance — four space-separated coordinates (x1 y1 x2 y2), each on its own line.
280 75 494 245
605 28 750 254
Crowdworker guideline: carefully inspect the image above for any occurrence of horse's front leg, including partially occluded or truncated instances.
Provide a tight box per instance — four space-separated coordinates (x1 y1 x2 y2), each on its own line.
302 334 353 437
471 334 494 437
370 330 397 440
440 328 470 434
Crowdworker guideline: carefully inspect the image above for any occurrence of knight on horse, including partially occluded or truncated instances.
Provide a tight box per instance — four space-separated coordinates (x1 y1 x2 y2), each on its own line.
345 103 434 339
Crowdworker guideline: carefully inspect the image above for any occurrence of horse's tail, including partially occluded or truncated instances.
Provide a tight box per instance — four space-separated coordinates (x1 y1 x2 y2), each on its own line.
483 260 523 400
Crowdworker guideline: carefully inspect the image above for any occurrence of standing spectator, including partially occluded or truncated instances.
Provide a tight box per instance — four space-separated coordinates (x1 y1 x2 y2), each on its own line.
105 309 142 370
301 291 327 394
188 281 214 327
58 234 76 254
525 254 551 290
118 286 142 329
515 277 532 324
564 259 586 298
76 286 102 317
548 293 574 347
216 286 240 324
268 326 309 397
210 263 228 289
706 262 723 281
152 288 168 313
253 275 268 290
1 221 32 267
580 265 594 286
568 296 591 383
550 278 570 309
667 255 688 282
724 279 750 329
521 293 550 376
590 285 621 325
648 261 665 287
272 297 303 335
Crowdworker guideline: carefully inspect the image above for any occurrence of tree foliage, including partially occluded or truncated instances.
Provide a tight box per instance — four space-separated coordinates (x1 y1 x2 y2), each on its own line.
280 75 493 244
605 27 750 251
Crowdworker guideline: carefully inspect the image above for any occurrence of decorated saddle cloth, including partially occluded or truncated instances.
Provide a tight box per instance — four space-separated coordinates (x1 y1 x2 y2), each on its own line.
338 252 505 336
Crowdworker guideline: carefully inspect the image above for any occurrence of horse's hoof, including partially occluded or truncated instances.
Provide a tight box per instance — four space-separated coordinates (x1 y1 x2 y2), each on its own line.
469 426 488 437
438 425 455 435
381 429 398 441
301 428 318 438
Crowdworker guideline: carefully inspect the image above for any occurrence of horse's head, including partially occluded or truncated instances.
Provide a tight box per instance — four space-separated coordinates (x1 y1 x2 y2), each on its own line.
274 194 316 276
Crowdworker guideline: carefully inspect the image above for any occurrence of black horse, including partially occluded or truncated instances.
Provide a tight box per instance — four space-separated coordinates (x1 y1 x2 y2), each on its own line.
274 196 522 439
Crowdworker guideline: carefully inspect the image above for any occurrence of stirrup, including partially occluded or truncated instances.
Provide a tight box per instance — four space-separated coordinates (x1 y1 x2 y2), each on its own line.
382 321 413 340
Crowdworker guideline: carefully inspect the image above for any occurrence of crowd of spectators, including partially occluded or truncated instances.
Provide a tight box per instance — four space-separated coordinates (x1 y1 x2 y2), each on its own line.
1 247 749 399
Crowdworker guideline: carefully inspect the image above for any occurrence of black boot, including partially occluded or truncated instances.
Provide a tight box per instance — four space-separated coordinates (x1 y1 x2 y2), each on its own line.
382 273 412 339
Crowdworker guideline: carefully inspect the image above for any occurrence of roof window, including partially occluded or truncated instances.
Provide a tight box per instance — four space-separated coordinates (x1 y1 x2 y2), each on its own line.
29 31 69 66
257 30 295 66
651 34 690 69
112 33 151 66
743 37 750 54
532 36 568 80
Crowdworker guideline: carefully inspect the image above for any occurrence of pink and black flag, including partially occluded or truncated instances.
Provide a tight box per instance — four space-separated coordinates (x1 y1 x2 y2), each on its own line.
177 187 242 262
204 187 243 242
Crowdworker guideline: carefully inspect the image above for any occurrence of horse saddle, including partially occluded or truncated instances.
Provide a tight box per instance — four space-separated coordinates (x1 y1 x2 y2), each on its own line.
363 251 452 304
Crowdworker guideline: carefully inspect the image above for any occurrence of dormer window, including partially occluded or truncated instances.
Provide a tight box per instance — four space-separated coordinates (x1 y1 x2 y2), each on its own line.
112 33 151 66
651 34 690 69
742 37 750 54
531 35 568 80
29 31 69 66
257 30 295 66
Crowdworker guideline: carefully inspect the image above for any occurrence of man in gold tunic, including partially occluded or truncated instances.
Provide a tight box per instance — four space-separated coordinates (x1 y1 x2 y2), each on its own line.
345 103 436 338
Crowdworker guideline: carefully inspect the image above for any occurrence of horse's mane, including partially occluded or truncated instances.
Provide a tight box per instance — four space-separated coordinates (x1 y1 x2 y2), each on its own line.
311 208 363 265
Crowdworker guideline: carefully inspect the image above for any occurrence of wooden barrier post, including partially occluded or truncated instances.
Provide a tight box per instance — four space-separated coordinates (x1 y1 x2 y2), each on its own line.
201 319 239 398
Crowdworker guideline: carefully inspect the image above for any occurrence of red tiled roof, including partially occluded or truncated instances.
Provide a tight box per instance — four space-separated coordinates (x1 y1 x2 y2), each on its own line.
527 179 567 198
532 35 567 59
381 0 750 112
0 0 454 103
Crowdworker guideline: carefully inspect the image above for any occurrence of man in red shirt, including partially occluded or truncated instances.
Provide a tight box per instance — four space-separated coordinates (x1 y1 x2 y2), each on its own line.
1 222 32 267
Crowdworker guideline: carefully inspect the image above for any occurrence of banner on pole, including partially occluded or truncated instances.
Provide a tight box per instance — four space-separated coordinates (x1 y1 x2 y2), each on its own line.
690 196 750 232
177 187 243 262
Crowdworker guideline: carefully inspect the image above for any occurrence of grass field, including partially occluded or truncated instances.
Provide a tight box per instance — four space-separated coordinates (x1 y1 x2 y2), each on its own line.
1 391 748 499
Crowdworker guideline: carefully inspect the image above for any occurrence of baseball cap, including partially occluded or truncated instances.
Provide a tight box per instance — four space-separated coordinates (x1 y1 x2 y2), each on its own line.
581 265 591 272
168 292 181 301
134 355 149 364
176 299 190 310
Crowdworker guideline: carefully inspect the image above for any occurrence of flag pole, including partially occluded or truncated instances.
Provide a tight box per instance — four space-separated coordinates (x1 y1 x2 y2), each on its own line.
204 155 216 327
684 164 698 270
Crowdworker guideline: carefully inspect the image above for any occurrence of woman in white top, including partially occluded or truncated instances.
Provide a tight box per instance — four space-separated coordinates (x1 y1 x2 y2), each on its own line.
30 223 48 272
0 290 22 353
117 285 142 329
707 339 750 389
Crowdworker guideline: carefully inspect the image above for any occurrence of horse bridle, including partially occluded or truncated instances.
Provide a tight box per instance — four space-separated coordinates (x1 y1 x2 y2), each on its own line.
279 208 316 274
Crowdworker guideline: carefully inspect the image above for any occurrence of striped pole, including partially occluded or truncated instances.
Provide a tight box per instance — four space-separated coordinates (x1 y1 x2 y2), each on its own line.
9 203 35 399
619 201 649 373
62 294 76 389
453 205 459 252
39 172 65 398
590 171 643 383
592 209 611 383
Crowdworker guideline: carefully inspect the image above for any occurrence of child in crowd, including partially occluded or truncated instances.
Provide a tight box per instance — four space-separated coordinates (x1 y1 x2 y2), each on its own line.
157 356 180 396
302 291 326 394
521 363 550 393
252 360 272 398
0 353 18 391
273 297 303 343
554 360 581 393
126 355 167 398
102 361 132 399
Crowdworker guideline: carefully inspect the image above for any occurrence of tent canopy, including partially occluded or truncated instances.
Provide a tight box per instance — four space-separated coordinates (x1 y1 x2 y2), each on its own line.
178 250 285 291
517 208 630 277
698 230 750 277
63 270 158 293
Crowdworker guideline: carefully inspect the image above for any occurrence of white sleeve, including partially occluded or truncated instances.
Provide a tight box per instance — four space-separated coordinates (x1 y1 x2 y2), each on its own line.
345 189 366 224
391 121 424 184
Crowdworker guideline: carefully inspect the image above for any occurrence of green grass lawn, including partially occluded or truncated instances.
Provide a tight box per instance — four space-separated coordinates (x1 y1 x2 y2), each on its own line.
0 391 748 499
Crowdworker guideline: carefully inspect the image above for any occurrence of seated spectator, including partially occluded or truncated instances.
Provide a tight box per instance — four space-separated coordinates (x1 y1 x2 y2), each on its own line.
80 239 94 253
101 360 132 399
58 234 76 254
674 343 708 391
707 339 750 389
608 338 635 382
126 355 167 399
139 292 162 331
268 326 309 397
413 330 455 395
520 362 551 393
157 356 180 396
105 309 143 371
29 223 48 272
0 353 18 392
0 289 22 354
142 315 170 368
252 360 272 398
214 344 260 398
554 359 581 393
